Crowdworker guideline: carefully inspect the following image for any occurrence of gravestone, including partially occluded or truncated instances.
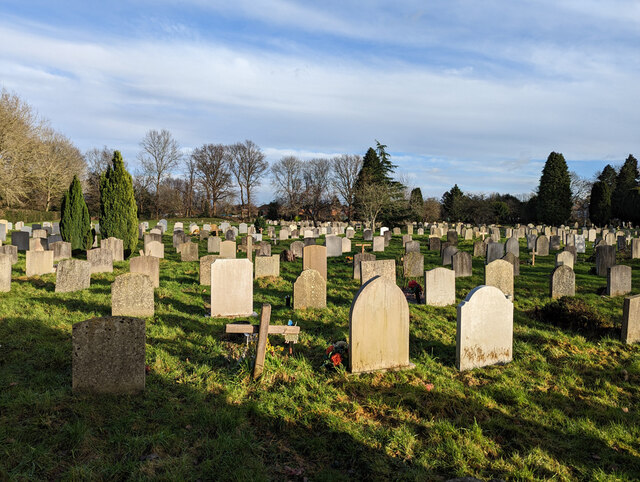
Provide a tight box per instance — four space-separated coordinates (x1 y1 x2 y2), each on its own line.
549 235 561 251
429 237 441 252
486 242 505 264
456 285 513 371
607 265 632 297
361 259 396 285
555 250 574 269
447 230 458 245
383 230 392 246
575 235 586 254
325 235 342 257
130 255 160 288
279 228 289 240
632 238 640 259
303 245 327 281
174 222 184 232
257 242 272 257
29 237 47 251
0 223 5 242
341 237 351 254
346 227 355 239
403 252 424 278
179 242 199 262
50 241 72 261
621 294 640 344
402 234 412 247
208 236 221 253
55 259 91 293
101 237 124 262
0 245 18 264
372 236 385 252
25 250 54 277
220 240 237 259
293 269 326 309
199 229 210 241
199 255 220 285
453 251 472 278
254 255 280 279
288 240 303 258
442 245 458 266
485 259 514 299
502 252 520 276
225 229 236 241
32 228 47 239
596 245 616 276
0 253 11 292
87 248 113 274
112 273 154 317
392 227 401 235
72 316 145 394
349 276 413 373
353 252 376 280
363 229 373 241
144 232 162 247
535 235 549 256
210 259 253 317
550 265 575 299
405 241 420 253
473 241 486 257
145 240 164 258
526 234 537 251
11 231 29 251
239 223 248 234
425 267 455 306
505 237 520 258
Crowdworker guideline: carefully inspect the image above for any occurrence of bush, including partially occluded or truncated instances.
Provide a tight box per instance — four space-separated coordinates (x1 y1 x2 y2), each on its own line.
254 216 267 231
0 209 60 224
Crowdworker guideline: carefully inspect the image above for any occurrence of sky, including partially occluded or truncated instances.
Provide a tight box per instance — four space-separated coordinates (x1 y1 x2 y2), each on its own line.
1 1 639 203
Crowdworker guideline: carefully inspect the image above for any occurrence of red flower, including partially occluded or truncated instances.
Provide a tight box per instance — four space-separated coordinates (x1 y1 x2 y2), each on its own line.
326 345 334 355
408 280 418 289
425 383 434 391
331 353 342 366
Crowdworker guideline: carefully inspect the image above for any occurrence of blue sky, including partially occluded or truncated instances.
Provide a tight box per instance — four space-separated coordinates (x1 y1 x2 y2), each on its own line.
2 1 639 203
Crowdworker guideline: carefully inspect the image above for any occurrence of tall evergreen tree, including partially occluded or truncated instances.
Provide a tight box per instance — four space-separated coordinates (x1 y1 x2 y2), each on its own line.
60 175 92 250
589 181 612 226
99 151 138 256
612 155 639 221
536 152 572 225
441 184 466 221
409 187 424 221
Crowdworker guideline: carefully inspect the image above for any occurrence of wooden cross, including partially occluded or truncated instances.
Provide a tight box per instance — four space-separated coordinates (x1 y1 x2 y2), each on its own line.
530 250 536 266
225 304 300 379
355 243 371 254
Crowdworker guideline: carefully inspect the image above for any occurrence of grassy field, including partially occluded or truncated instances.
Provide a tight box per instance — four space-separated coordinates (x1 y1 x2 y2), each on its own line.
1 221 639 481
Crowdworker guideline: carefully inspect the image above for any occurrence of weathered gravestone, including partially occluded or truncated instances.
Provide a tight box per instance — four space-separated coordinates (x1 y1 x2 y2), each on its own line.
303 245 327 281
505 237 520 258
526 234 537 251
210 259 253 317
473 240 486 257
325 235 342 257
0 245 18 264
112 273 154 317
254 255 280 279
405 241 420 254
179 241 199 262
549 235 561 251
0 253 11 292
550 264 575 299
26 250 54 277
208 236 221 253
363 229 373 241
632 239 640 259
442 245 458 266
596 245 616 276
341 237 351 254
607 265 632 297
453 251 472 278
486 242 505 264
72 316 145 394
50 241 72 261
383 230 392 246
220 240 237 259
456 285 513 371
293 269 326 309
144 240 164 258
485 259 514 300
403 252 424 278
29 237 48 251
425 267 455 306
429 237 441 252
502 252 520 277
55 259 91 293
447 230 458 245
130 255 160 288
349 276 414 374
372 236 385 252
402 234 412 247
346 227 355 239
555 250 574 269
535 235 550 256
101 237 124 262
257 242 272 257
199 255 220 285
622 294 640 344
575 235 586 254
11 231 29 252
353 252 376 280
361 259 396 285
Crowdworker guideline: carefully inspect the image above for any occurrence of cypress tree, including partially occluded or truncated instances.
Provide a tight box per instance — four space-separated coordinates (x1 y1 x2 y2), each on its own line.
99 151 138 256
612 155 639 221
588 181 612 226
536 152 572 225
409 187 424 221
60 175 92 250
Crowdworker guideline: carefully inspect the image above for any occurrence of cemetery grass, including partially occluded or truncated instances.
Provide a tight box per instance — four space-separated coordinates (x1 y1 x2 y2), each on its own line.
0 224 639 480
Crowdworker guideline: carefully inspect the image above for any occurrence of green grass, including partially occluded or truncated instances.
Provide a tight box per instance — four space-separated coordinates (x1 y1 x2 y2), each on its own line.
1 221 639 480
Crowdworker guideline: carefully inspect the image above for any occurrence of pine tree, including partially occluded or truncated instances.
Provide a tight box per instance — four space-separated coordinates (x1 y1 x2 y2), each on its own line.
589 181 612 226
60 175 92 250
441 184 466 221
612 155 639 222
536 152 572 225
99 151 138 256
409 187 424 221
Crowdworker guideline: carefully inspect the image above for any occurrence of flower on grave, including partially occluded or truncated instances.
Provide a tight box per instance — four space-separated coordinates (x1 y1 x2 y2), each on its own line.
323 341 349 370
408 280 423 295
331 353 342 366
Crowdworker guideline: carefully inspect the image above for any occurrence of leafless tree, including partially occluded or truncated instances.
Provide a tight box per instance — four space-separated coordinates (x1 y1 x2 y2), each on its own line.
570 171 593 224
271 155 303 218
331 154 362 221
423 197 442 222
192 143 234 217
84 146 113 216
228 140 268 220
355 171 391 228
301 158 332 226
182 155 197 217
138 129 182 219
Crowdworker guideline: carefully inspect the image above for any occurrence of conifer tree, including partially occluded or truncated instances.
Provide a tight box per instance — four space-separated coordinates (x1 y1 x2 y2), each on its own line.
60 175 92 250
99 151 138 256
612 155 639 221
536 152 572 225
589 181 612 226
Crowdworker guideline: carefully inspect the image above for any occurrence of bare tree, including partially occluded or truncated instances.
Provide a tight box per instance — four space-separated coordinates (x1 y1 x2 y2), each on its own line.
271 155 303 218
182 155 197 217
192 144 234 217
331 154 362 221
301 158 332 226
228 140 268 220
84 146 113 216
355 172 391 228
570 171 593 224
138 129 182 219
423 197 442 222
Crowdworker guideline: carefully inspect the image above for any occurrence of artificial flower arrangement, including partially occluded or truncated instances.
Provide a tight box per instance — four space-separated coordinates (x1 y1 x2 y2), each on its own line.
408 280 423 303
323 341 348 369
